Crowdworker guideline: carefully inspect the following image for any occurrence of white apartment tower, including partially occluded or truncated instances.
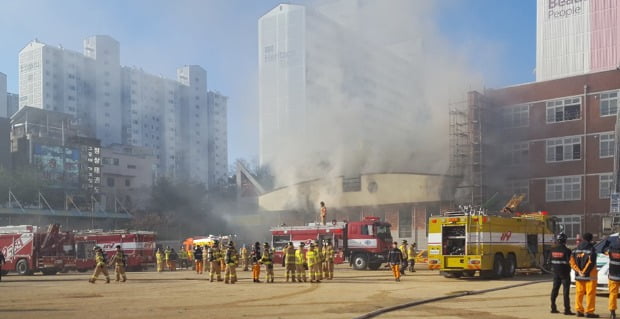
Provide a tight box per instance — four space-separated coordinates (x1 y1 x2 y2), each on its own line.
18 36 225 187
207 91 228 188
0 72 7 118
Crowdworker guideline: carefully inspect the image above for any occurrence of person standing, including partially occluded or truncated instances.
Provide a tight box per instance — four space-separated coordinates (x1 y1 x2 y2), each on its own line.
89 247 110 284
251 242 262 283
224 242 239 284
549 233 574 315
323 241 335 280
164 246 172 271
307 243 321 283
319 201 327 225
295 242 307 282
261 242 275 283
407 243 417 272
398 240 408 276
240 244 249 271
283 242 297 282
110 245 127 282
0 250 5 281
202 245 210 273
608 239 620 319
169 249 178 271
388 242 403 282
156 248 164 272
208 241 223 282
570 232 599 318
178 246 188 269
316 241 325 280
194 245 204 274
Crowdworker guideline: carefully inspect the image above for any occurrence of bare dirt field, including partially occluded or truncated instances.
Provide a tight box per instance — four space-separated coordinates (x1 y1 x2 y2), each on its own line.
0 265 612 319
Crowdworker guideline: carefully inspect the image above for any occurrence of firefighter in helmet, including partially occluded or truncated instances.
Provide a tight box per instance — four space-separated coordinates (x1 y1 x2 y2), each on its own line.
306 242 321 283
89 246 110 284
323 240 335 280
399 240 408 276
208 240 223 282
295 242 307 282
550 233 574 315
283 242 296 282
251 242 262 283
155 248 164 272
569 232 599 318
110 245 127 282
240 244 249 271
261 242 274 283
194 245 204 274
224 241 239 284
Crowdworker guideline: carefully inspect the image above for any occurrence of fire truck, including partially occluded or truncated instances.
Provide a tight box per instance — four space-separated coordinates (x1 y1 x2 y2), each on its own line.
0 224 74 275
72 230 157 272
269 216 392 270
427 206 559 278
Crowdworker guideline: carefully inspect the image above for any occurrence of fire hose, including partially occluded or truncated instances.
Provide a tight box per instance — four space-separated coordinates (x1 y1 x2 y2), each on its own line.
353 279 548 319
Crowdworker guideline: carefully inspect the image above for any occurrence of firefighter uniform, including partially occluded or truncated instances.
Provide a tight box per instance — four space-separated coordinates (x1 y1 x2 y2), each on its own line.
307 244 321 283
194 246 204 274
284 243 297 282
202 246 210 273
89 247 110 283
388 243 403 282
240 245 249 271
549 234 573 315
156 249 164 272
608 241 620 319
261 243 275 283
164 247 172 271
320 201 327 225
323 243 335 280
208 243 223 282
317 243 325 280
407 243 416 272
224 243 239 284
399 241 408 275
295 243 307 282
110 246 127 282
178 248 189 269
569 234 599 317
251 242 262 282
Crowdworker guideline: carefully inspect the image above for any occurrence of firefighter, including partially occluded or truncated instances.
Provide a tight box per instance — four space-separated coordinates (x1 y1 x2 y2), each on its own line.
156 248 164 272
251 242 262 283
187 244 194 270
307 243 321 283
316 241 325 280
399 240 408 276
569 232 599 318
110 245 127 282
89 246 110 284
407 242 417 272
164 246 172 271
219 242 226 274
194 245 204 274
319 201 327 225
324 241 335 280
178 246 188 269
295 242 307 282
208 241 223 282
549 233 574 315
0 250 5 281
202 245 210 273
388 241 403 282
261 242 275 283
240 244 249 271
169 248 178 271
224 242 239 284
608 239 620 319
283 242 296 282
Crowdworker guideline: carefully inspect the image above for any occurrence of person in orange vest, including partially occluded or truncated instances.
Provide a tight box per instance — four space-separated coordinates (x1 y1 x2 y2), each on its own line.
251 242 262 283
319 201 327 225
569 232 599 318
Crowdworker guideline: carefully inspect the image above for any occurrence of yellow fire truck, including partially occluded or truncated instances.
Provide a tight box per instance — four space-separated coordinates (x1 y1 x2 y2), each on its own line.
427 202 559 279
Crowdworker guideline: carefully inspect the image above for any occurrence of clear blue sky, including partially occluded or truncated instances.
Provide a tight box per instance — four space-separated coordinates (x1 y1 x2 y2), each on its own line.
0 0 536 165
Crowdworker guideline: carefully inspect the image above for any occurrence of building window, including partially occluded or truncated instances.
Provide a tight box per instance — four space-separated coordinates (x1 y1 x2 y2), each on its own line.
556 215 581 239
546 176 581 202
125 179 131 187
600 92 619 117
503 104 529 128
107 177 115 187
398 208 412 238
113 158 120 166
600 133 615 158
546 136 581 162
600 174 614 199
506 179 529 202
127 164 137 169
342 177 361 192
505 142 529 165
546 97 581 123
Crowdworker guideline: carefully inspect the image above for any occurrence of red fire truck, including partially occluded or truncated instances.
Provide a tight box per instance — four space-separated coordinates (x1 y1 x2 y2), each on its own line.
72 230 157 272
269 216 392 270
0 224 75 275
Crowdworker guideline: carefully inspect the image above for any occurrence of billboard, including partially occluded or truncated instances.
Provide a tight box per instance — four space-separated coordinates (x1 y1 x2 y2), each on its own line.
32 144 80 188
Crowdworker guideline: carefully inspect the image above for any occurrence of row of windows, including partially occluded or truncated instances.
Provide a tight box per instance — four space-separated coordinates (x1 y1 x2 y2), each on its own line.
505 134 615 164
503 91 620 128
544 174 614 201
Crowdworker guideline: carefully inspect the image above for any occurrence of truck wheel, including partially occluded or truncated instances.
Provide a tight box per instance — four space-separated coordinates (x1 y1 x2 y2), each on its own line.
368 263 381 270
492 254 504 278
441 271 463 278
16 259 32 275
352 254 368 270
503 254 516 278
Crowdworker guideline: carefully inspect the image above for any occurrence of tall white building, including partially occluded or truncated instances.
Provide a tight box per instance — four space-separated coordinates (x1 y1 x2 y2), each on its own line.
536 0 620 81
0 72 7 118
207 91 228 188
18 36 225 187
258 4 418 184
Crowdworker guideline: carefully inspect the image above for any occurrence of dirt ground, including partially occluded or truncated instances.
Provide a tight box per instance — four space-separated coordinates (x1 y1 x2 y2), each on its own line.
0 265 613 319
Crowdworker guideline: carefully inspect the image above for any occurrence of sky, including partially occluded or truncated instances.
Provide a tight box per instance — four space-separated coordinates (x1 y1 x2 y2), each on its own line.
0 0 537 166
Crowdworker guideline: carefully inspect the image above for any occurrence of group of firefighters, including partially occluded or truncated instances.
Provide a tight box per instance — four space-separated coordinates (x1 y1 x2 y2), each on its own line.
88 245 127 284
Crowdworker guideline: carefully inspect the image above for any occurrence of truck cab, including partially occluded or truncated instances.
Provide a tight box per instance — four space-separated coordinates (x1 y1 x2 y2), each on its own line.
346 217 392 270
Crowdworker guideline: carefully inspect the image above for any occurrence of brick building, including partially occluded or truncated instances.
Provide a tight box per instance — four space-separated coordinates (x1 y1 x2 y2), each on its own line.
457 69 620 239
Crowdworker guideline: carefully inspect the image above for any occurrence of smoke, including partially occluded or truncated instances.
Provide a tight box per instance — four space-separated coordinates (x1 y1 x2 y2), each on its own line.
262 0 484 193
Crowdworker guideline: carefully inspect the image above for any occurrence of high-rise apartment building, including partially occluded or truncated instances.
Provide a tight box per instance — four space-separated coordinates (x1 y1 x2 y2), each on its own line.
0 72 7 118
207 91 228 188
17 36 225 187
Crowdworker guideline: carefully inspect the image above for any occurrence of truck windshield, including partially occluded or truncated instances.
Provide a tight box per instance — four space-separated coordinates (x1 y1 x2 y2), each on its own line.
375 224 391 240
272 235 290 251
